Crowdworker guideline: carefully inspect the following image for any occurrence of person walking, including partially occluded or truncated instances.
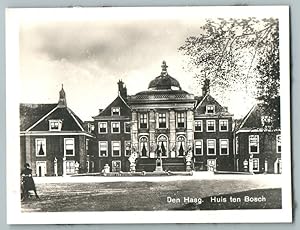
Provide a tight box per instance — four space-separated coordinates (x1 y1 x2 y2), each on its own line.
21 163 40 200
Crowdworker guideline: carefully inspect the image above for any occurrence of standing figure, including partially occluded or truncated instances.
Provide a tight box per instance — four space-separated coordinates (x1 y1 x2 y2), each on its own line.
128 146 138 172
21 163 39 200
185 146 193 171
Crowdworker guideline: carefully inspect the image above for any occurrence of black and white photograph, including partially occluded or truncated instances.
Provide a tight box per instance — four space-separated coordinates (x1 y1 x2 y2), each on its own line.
6 6 291 224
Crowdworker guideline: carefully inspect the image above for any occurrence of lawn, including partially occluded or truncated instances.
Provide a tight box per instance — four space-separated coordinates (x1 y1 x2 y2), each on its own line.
21 179 282 212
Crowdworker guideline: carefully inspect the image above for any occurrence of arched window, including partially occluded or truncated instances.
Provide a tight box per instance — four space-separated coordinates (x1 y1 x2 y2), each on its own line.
139 136 148 157
157 135 168 157
177 135 186 156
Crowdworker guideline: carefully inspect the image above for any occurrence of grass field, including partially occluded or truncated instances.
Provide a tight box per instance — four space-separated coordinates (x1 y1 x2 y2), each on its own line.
21 178 282 212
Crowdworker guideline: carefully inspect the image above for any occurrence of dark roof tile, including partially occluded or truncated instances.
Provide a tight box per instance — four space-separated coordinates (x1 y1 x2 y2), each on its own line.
20 103 57 131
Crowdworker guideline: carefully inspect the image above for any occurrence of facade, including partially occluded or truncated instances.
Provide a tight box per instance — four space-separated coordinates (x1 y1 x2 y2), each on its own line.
92 81 132 172
20 86 94 176
193 91 234 172
19 62 281 175
234 104 281 174
128 61 196 172
91 61 235 172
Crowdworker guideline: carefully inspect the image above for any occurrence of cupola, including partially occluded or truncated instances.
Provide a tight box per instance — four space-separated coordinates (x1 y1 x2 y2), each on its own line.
148 61 182 90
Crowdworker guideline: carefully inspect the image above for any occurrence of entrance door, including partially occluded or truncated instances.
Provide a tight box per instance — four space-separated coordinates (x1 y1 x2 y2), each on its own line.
207 159 216 172
36 161 47 177
112 161 121 172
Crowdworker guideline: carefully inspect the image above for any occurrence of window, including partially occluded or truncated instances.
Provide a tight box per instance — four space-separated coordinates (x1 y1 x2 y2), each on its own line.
64 138 75 156
140 113 148 129
111 122 120 133
220 139 229 155
157 135 168 157
249 135 259 154
99 141 108 157
111 107 120 116
88 123 95 133
253 158 259 172
219 120 228 131
177 112 185 128
112 141 121 157
125 141 131 156
207 139 216 155
206 105 215 114
194 140 203 155
177 136 186 156
276 135 281 153
98 122 107 133
235 136 239 155
139 136 148 157
49 120 62 131
195 120 202 132
35 138 46 156
86 139 89 151
158 113 167 128
206 120 216 132
124 122 131 133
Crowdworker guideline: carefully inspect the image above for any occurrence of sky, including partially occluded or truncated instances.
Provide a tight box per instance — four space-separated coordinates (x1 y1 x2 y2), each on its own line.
18 8 258 121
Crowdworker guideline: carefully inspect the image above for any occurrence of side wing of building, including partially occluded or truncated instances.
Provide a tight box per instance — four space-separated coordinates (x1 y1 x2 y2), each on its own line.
20 87 94 176
234 104 281 174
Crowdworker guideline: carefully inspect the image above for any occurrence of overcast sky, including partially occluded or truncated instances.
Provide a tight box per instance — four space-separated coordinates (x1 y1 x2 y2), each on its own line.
19 8 257 121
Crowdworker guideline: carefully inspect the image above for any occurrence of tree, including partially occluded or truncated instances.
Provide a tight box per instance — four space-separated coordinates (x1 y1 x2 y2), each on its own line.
179 18 280 125
255 22 280 128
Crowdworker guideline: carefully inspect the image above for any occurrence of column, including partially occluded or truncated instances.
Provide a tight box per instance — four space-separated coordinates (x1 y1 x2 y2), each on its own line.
186 109 194 151
169 110 176 158
149 109 156 158
131 110 138 152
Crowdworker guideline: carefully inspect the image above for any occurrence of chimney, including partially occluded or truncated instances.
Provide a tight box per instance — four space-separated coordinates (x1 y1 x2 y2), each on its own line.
202 78 210 96
118 80 127 99
57 84 67 108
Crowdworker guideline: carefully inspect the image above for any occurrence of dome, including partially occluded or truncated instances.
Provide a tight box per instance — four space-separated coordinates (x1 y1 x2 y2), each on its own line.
148 61 182 90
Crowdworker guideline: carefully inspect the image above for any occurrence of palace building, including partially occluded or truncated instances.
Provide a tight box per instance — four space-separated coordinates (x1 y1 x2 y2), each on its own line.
19 61 281 175
90 61 234 173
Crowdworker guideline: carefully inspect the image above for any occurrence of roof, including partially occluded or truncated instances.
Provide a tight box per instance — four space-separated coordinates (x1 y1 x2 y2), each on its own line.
20 103 85 132
238 103 280 130
147 61 182 90
194 93 233 116
148 74 181 90
93 95 131 119
20 103 57 131
128 89 195 103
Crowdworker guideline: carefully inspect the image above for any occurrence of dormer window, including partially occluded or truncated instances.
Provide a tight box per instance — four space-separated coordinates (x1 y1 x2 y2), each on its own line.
49 120 62 131
111 107 120 116
206 105 215 114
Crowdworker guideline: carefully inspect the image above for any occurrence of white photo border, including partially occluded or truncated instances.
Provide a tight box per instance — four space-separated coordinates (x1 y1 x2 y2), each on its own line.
6 6 292 224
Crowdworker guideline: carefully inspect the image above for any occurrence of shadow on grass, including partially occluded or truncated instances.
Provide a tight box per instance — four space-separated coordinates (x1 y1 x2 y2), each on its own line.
173 188 282 210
